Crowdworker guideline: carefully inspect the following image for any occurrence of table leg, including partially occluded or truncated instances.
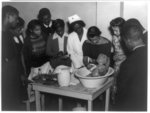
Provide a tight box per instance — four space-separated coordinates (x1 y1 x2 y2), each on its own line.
26 101 30 111
105 88 110 111
58 97 63 111
41 94 45 110
35 90 41 111
88 100 92 111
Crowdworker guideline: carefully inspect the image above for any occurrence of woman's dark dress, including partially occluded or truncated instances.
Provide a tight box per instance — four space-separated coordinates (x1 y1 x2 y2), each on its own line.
82 38 112 60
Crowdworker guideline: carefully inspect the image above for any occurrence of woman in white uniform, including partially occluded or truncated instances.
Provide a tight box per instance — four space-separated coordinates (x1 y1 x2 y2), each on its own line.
67 14 87 69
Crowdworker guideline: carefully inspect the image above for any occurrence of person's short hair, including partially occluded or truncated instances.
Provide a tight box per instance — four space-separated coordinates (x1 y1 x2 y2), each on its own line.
109 17 125 35
37 8 51 21
26 19 42 37
124 18 145 31
2 5 19 22
122 23 143 42
14 17 25 29
87 26 102 39
53 19 65 29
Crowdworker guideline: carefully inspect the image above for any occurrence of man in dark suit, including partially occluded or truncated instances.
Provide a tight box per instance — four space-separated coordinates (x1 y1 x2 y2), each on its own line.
112 20 147 111
2 5 25 110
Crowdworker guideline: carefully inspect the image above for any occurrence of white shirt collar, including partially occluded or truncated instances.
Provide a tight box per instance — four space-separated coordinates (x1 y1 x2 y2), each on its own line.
13 36 19 43
53 32 67 40
19 35 24 43
43 21 52 28
133 44 145 51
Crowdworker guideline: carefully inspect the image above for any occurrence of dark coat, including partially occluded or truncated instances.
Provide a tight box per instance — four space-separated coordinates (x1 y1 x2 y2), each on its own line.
115 46 147 111
2 30 25 110
82 37 112 59
13 34 24 53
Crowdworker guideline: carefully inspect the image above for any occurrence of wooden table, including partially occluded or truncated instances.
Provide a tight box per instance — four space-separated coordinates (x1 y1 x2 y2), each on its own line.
32 77 114 111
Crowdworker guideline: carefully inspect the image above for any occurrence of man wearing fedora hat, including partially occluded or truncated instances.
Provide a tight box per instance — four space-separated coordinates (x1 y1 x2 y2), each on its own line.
67 14 87 69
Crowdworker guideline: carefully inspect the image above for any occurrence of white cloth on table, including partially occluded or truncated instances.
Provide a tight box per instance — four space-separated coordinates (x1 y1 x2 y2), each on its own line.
28 62 53 81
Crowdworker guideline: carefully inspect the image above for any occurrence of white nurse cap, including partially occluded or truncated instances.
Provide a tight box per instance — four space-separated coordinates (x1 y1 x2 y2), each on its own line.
68 14 82 24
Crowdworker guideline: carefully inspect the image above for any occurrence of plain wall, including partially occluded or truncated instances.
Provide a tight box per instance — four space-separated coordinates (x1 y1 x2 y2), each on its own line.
2 2 148 41
2 2 97 32
123 1 147 29
97 2 121 41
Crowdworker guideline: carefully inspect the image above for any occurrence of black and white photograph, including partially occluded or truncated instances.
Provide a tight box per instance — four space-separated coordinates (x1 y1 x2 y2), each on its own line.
1 0 148 111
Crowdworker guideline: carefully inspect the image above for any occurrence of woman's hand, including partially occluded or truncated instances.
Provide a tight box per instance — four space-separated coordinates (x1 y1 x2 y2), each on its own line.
83 56 93 66
83 56 97 67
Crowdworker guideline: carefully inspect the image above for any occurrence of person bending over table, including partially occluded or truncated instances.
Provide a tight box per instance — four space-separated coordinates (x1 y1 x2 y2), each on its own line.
82 26 111 66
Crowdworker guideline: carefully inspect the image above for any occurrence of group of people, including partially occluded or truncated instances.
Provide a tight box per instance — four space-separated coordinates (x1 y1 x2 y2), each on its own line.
2 5 147 111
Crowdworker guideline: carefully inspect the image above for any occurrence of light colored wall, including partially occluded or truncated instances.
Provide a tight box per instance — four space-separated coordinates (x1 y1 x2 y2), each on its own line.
123 1 147 29
2 2 97 32
97 2 121 41
2 2 148 41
